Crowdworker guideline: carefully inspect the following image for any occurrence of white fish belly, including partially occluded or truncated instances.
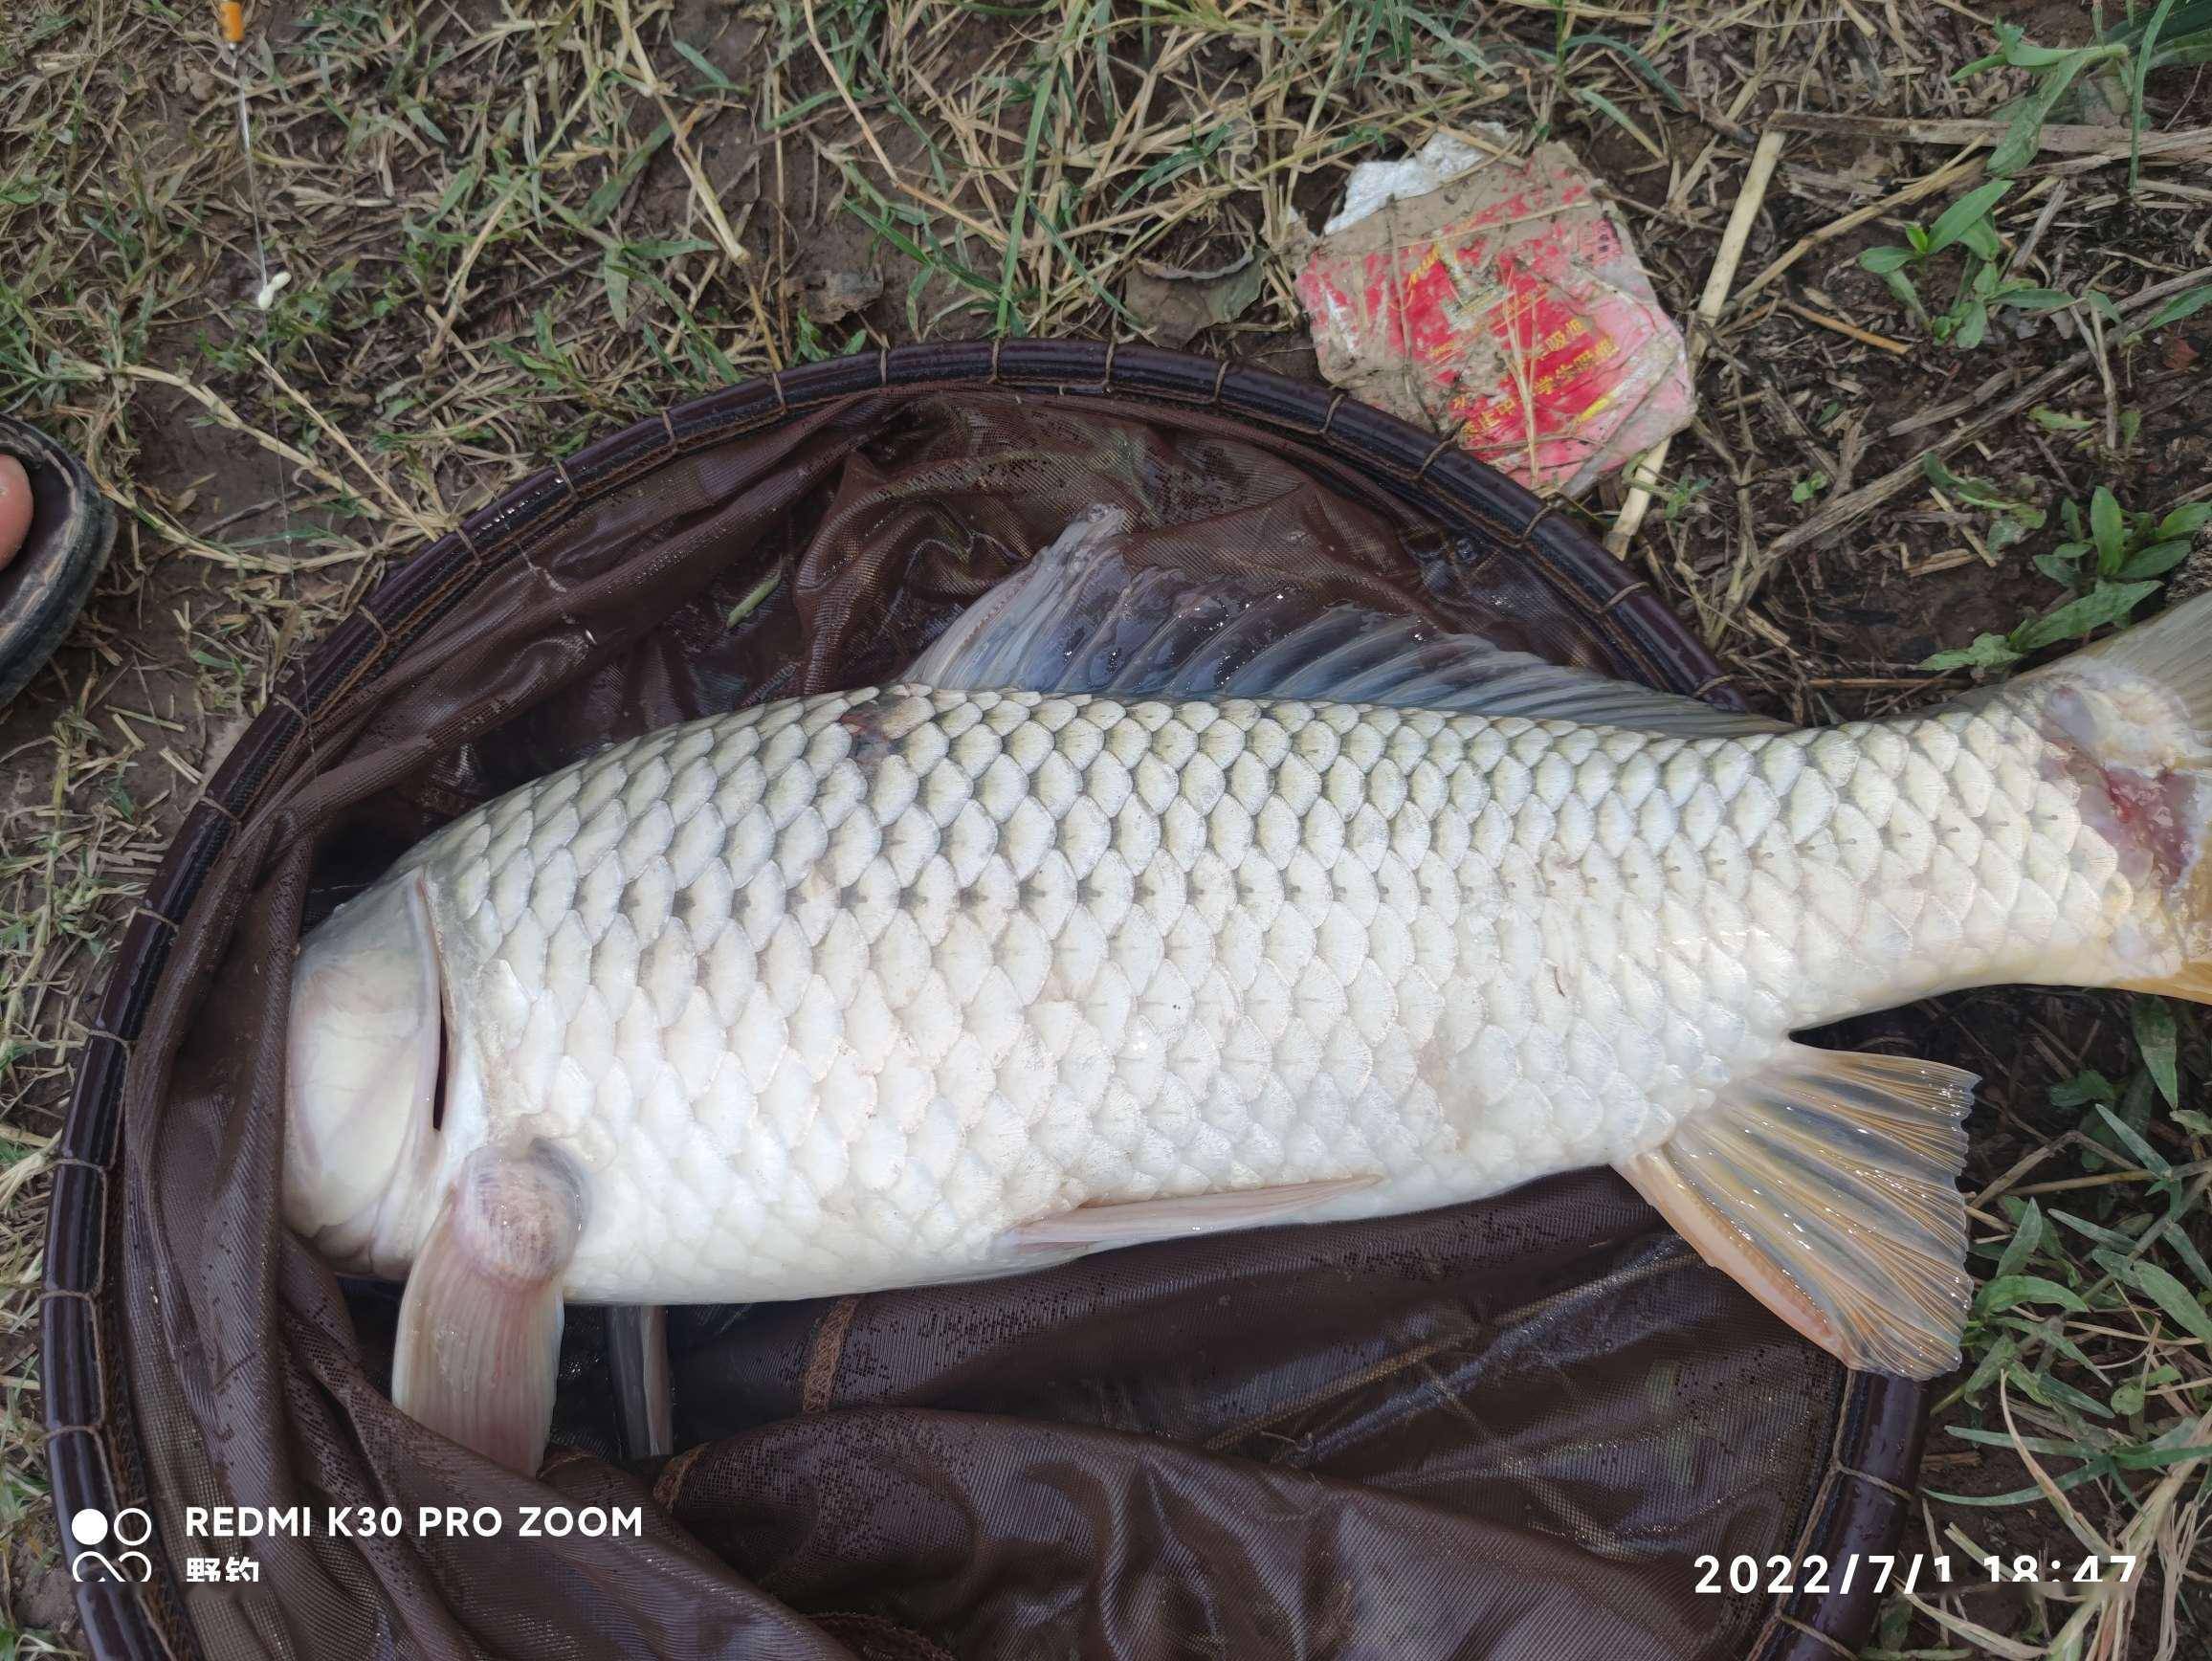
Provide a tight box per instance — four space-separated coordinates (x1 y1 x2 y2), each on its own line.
403 683 2131 1304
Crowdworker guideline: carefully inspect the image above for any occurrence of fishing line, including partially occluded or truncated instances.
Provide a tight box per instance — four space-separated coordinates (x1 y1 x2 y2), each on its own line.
232 23 284 315
217 1 314 773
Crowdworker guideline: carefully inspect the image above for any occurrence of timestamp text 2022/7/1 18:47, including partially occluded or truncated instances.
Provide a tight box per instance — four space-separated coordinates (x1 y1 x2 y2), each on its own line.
1693 1553 2140 1595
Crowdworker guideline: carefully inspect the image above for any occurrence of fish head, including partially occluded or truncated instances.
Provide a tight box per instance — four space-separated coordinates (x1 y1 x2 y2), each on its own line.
283 870 448 1274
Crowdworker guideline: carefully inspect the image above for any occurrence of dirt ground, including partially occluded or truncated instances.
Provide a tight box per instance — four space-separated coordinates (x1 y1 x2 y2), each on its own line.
3 0 2211 1655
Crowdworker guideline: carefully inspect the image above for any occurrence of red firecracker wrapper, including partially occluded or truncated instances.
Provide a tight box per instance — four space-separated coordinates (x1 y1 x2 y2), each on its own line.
1295 134 1692 497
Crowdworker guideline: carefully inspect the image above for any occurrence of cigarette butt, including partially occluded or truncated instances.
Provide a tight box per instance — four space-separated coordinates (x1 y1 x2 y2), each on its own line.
218 1 245 43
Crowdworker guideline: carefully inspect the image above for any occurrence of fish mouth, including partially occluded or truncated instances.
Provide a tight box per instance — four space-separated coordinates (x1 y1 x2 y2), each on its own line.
282 870 449 1273
430 963 450 1134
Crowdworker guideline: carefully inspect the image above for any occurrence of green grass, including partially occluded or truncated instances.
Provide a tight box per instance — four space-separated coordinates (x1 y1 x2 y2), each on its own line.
1886 988 2212 1658
1920 486 2212 672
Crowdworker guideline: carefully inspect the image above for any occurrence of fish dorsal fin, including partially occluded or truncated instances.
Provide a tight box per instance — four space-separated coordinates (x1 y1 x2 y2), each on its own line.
1620 1045 1977 1379
905 507 1783 736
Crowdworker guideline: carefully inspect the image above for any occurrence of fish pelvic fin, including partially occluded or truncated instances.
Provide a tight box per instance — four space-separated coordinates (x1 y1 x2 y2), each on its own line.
393 1144 585 1474
1621 1045 1977 1381
607 1303 673 1460
2017 590 2212 1004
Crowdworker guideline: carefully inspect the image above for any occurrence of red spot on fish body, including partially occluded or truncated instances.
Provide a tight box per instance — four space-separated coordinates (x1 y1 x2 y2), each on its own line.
2100 764 2196 887
2034 682 2202 892
837 693 916 769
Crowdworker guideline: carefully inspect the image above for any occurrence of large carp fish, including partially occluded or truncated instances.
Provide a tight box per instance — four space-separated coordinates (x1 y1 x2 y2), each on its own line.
283 509 2212 1471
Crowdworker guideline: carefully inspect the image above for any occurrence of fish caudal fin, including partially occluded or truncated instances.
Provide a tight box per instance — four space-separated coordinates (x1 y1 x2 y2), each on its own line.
393 1145 584 1474
1621 1046 1976 1380
2020 590 2212 1004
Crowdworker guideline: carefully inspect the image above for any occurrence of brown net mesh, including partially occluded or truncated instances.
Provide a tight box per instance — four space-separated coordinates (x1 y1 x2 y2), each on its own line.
47 352 1921 1661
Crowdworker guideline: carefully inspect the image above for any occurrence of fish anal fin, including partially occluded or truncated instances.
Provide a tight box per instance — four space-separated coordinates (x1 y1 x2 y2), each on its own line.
1004 1175 1378 1254
1621 1046 1977 1381
393 1144 585 1474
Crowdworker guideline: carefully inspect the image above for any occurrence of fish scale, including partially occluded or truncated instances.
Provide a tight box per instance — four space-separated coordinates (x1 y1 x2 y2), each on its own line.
367 679 2124 1306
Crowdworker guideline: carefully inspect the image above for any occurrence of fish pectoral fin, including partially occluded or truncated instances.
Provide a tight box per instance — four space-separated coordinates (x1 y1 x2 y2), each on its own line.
606 1303 673 1460
1621 1045 1978 1382
1004 1175 1379 1254
393 1145 586 1474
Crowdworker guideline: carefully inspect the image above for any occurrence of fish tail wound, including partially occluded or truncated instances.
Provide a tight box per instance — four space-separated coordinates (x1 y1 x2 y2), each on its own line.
1621 1047 1977 1381
2018 589 2212 1003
